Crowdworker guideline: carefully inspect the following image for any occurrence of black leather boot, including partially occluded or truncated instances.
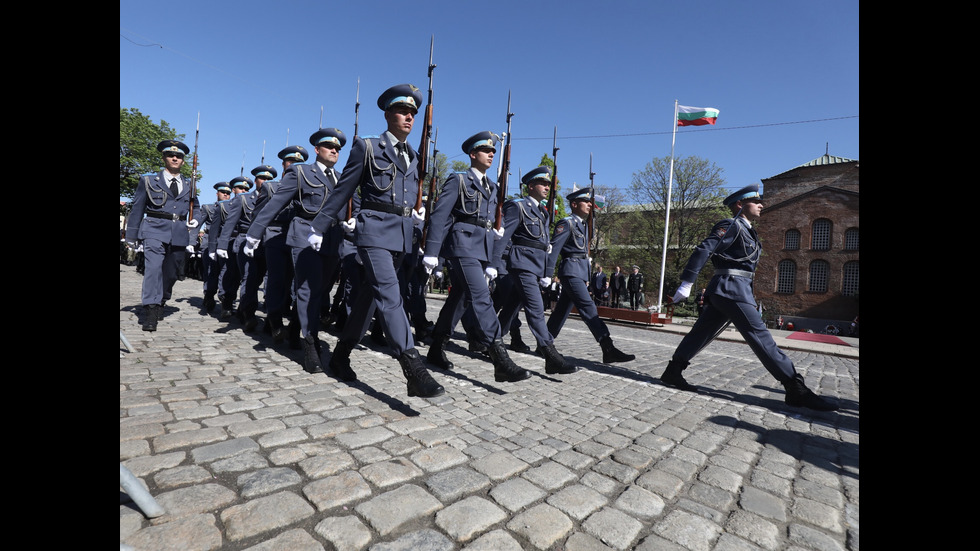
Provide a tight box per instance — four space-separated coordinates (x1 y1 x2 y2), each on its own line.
243 309 259 332
660 359 696 391
327 339 357 382
398 349 445 397
600 336 635 363
141 304 159 332
537 342 578 374
202 293 216 313
426 333 454 370
783 374 839 411
219 301 235 320
267 316 285 343
509 330 531 354
301 335 323 374
489 340 532 382
370 319 387 345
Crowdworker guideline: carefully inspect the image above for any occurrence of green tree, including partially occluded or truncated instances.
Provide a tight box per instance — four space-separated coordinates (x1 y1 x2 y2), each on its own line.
627 155 729 303
120 108 200 199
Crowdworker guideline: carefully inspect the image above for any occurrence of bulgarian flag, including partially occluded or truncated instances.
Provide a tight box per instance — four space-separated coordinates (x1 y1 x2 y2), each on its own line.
677 105 720 126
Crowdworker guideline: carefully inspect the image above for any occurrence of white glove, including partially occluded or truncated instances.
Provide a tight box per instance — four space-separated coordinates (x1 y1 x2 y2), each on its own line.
588 256 593 265
243 244 255 257
546 244 553 254
136 244 144 253
341 218 356 234
245 235 261 249
185 245 195 253
493 226 505 240
422 256 439 274
485 267 498 280
186 219 199 229
671 281 693 304
217 249 228 259
209 252 216 260
307 230 323 252
539 277 552 289
412 206 425 221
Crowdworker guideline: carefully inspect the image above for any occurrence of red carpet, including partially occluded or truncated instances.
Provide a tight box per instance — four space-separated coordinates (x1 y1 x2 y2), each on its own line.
785 332 850 346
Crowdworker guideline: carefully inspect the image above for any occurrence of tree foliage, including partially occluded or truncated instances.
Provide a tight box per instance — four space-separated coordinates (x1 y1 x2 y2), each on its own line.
120 108 200 199
626 155 729 302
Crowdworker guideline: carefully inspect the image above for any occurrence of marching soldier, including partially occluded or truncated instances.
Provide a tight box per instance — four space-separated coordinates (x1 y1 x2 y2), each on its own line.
200 182 231 312
546 187 635 363
245 145 307 344
662 184 838 411
215 176 252 320
492 166 575 375
223 165 277 332
245 129 346 373
308 83 445 398
422 131 530 383
125 140 203 331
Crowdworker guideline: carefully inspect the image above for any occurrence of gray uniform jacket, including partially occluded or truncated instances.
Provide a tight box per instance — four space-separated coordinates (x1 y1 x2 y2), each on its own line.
126 170 203 246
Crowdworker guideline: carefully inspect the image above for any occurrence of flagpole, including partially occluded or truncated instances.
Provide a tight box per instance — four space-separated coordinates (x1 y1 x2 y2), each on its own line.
656 100 679 313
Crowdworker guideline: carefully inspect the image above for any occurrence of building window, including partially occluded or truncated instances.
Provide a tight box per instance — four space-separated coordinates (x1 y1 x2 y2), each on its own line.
811 219 832 250
808 259 829 292
842 261 859 296
844 227 859 250
777 260 796 293
784 229 800 250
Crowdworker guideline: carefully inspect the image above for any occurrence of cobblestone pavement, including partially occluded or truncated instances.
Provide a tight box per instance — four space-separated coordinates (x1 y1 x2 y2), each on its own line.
120 264 859 551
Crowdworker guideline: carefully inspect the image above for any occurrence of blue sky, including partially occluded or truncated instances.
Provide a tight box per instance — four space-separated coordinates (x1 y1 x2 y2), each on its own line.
120 0 858 206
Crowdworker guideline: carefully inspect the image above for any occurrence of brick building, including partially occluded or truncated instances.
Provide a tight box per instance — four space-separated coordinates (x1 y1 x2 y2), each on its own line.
754 153 859 325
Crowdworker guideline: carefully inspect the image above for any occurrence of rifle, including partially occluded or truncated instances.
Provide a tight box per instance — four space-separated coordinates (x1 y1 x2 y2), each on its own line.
417 34 436 245
546 126 559 229
260 140 265 164
494 91 514 231
347 78 360 220
187 112 200 222
424 127 438 231
588 153 596 258
240 150 246 176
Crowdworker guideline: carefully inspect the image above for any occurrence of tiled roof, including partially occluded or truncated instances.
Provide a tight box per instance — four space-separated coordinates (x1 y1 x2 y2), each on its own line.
794 153 857 169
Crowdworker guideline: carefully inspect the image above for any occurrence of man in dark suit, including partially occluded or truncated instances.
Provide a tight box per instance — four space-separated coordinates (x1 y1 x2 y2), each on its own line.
609 265 626 308
662 184 838 411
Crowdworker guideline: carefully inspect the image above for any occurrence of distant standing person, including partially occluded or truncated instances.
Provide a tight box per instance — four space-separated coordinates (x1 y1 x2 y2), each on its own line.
627 265 644 310
609 265 626 308
661 184 838 411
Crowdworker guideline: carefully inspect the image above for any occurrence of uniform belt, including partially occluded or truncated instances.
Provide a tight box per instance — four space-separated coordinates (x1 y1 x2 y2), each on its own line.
564 253 587 259
294 211 316 220
714 268 754 279
362 201 412 217
456 215 493 229
512 236 548 251
343 234 354 242
145 211 183 221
